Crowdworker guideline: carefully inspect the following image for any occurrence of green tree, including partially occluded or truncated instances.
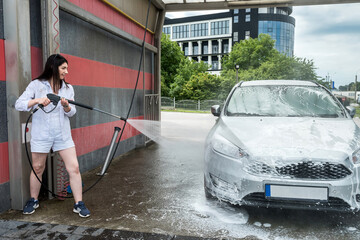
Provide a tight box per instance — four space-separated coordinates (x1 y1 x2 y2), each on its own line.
219 35 320 98
161 34 184 97
169 58 209 99
180 72 221 100
222 34 278 71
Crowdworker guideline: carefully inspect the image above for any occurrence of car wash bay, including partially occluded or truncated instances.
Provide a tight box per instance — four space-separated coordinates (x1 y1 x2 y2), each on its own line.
1 112 360 239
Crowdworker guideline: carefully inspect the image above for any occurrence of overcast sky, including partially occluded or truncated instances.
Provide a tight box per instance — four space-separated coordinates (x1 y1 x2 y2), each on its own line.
165 3 360 88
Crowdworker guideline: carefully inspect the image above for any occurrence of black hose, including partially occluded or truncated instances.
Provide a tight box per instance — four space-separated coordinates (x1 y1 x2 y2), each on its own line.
101 0 152 175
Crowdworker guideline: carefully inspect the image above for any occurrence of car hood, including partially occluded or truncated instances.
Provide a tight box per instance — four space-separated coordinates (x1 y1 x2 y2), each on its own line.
217 117 360 160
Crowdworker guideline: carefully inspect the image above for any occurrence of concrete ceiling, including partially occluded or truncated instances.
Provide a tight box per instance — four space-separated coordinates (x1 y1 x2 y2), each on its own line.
154 0 360 11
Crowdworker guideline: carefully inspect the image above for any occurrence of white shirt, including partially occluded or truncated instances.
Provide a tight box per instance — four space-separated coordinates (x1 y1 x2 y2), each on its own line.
15 79 77 141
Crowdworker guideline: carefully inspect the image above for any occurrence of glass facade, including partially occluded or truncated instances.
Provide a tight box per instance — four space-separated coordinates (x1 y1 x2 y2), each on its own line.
258 21 294 56
163 26 171 35
172 25 189 39
190 23 208 37
211 20 230 35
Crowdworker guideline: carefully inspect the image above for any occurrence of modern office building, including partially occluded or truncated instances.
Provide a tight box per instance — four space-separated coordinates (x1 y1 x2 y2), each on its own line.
163 7 295 74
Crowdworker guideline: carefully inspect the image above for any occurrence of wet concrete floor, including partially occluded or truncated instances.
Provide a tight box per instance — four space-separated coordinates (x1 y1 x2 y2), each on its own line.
1 112 360 239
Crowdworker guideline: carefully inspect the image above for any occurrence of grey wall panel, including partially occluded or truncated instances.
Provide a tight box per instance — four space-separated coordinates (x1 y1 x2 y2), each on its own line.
0 0 3 39
78 134 144 173
29 0 42 48
0 182 10 213
0 82 7 143
59 10 153 73
70 86 151 129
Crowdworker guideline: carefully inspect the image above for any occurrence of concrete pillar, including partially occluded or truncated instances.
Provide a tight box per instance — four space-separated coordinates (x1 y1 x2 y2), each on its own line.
218 39 222 54
197 56 201 62
229 38 232 52
4 0 32 210
198 41 202 55
218 55 222 70
208 55 212 70
189 41 193 55
40 0 61 200
208 40 212 54
179 42 183 52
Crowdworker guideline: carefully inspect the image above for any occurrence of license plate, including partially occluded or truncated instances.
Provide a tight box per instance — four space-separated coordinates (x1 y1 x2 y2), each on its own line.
265 184 328 201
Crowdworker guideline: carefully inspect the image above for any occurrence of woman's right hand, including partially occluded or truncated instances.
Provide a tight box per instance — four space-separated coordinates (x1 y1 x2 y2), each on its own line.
37 97 51 107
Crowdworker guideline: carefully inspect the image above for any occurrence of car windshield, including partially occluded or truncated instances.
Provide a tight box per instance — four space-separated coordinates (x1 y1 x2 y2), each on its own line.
226 85 346 118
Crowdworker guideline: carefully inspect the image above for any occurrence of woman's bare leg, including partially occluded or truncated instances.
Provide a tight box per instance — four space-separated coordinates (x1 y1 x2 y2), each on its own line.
59 147 82 203
30 153 48 199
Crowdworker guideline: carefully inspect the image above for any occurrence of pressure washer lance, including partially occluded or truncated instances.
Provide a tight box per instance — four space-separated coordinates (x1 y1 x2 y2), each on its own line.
47 93 127 121
46 93 126 176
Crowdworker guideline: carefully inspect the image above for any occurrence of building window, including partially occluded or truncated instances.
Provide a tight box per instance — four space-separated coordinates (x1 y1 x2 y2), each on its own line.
234 16 238 23
245 31 250 40
233 32 238 42
163 26 171 35
193 45 199 55
246 8 251 13
258 8 267 13
211 20 230 36
172 25 189 39
190 23 208 37
268 7 275 14
184 46 189 55
203 45 208 54
212 44 218 54
212 60 219 70
224 43 229 53
245 15 250 22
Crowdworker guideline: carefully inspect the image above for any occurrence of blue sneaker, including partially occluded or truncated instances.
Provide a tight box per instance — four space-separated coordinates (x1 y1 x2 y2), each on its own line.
23 198 39 215
73 201 90 218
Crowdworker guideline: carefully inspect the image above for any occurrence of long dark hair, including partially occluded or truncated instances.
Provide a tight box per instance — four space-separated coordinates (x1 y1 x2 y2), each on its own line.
35 54 69 94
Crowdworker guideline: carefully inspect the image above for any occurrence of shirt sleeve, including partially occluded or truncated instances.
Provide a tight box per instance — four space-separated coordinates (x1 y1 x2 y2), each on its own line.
15 81 36 112
64 85 76 117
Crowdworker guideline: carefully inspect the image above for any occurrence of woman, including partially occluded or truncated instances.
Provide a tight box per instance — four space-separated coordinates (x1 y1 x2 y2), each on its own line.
15 54 90 218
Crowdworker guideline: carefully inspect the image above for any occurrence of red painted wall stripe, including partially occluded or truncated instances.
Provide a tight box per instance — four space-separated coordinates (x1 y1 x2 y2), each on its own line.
31 46 43 80
62 54 153 90
67 0 154 45
0 40 5 81
72 116 143 157
0 142 9 184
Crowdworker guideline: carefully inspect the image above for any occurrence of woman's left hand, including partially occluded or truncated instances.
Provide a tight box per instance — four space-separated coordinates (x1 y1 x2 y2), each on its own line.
61 97 70 112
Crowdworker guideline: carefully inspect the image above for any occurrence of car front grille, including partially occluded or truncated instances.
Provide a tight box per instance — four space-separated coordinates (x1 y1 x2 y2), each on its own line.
246 161 352 180
242 192 352 211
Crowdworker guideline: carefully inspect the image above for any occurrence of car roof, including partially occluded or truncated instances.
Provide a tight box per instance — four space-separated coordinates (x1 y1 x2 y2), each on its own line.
241 80 318 87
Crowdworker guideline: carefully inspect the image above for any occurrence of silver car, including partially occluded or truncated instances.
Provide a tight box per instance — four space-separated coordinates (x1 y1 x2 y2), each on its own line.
204 80 360 211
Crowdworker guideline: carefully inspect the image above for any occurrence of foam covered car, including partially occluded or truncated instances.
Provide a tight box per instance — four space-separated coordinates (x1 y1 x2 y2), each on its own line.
204 80 360 211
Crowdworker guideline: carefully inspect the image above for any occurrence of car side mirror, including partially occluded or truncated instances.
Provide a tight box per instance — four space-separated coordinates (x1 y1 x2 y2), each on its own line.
211 105 221 117
346 106 356 118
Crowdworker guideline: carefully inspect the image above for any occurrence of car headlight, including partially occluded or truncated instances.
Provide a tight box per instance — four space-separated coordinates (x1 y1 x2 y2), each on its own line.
352 149 360 164
211 134 248 159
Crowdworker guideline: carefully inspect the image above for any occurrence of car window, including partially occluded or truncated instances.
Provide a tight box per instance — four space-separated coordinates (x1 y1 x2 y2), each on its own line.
225 85 346 118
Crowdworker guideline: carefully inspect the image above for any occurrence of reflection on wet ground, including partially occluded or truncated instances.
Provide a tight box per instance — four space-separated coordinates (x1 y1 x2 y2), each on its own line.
1 112 360 239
